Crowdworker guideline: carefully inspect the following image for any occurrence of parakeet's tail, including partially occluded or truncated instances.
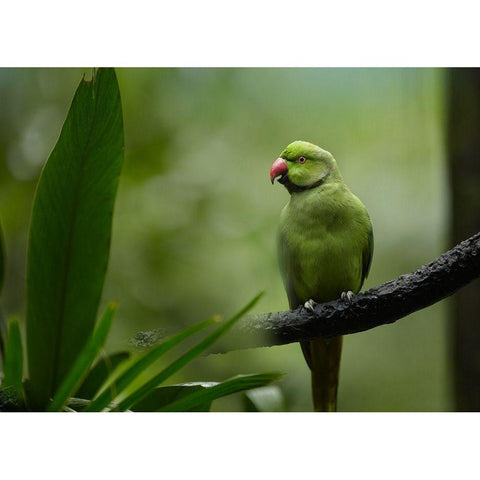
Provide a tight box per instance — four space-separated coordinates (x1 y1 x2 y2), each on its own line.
300 336 343 412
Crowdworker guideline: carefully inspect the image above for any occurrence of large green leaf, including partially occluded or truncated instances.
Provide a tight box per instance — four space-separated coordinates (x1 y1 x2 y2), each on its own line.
157 372 284 412
130 383 217 412
25 68 124 409
76 351 130 400
47 303 116 412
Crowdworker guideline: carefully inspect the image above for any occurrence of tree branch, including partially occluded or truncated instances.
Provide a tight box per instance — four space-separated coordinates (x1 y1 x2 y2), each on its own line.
219 232 480 352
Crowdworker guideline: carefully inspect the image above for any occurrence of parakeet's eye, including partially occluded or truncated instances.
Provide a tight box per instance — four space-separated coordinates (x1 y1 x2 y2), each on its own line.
297 156 306 164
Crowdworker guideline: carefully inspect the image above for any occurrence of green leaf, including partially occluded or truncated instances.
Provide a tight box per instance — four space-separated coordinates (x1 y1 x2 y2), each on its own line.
84 315 217 412
116 292 264 411
47 303 116 412
76 351 130 400
25 68 124 409
157 372 284 412
2 316 24 394
130 383 217 412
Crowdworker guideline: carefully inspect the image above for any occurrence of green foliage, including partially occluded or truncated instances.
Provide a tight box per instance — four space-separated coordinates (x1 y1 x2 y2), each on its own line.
116 293 265 411
84 315 217 411
0 68 281 412
130 383 216 412
76 351 130 400
79 297 279 412
155 373 283 412
129 375 286 413
25 68 124 409
47 304 116 412
129 375 285 412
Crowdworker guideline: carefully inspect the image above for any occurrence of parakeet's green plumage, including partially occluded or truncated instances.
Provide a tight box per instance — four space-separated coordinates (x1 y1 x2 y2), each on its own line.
271 140 373 411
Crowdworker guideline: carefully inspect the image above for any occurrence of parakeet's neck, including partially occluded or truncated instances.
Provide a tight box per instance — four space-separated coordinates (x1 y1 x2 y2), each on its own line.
283 165 343 195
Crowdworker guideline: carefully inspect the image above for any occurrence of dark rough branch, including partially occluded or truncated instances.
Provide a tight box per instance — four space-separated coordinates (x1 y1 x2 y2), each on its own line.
219 232 480 352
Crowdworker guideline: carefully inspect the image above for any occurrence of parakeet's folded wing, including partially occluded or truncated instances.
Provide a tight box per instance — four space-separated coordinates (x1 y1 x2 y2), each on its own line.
360 224 374 289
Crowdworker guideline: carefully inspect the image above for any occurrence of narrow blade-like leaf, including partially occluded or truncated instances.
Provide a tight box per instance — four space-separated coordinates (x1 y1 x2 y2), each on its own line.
117 292 264 411
84 316 217 412
76 351 130 400
47 303 116 412
130 383 217 412
157 372 283 412
26 68 124 409
2 316 24 394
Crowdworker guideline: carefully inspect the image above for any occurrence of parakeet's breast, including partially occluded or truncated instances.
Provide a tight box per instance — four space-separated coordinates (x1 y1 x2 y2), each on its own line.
278 183 371 308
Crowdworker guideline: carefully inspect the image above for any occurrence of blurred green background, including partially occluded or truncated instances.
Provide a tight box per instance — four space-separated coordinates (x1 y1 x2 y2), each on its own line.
0 68 451 411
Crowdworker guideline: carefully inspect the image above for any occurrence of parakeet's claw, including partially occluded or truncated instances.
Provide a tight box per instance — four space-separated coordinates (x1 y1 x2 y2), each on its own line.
304 299 318 312
341 291 354 304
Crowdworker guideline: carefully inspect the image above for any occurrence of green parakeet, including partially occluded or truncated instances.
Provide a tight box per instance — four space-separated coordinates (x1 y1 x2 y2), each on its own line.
270 140 373 412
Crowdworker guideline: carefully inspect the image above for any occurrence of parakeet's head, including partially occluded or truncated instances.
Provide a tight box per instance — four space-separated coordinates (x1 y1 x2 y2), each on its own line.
270 140 339 193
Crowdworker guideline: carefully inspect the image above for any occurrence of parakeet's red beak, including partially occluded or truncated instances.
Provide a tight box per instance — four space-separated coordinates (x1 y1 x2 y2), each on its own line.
270 157 288 184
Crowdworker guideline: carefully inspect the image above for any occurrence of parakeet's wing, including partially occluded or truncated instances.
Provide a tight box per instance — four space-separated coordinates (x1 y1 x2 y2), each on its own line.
360 224 374 288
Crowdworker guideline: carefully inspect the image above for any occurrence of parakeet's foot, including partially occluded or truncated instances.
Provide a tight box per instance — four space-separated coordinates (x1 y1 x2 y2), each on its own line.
304 299 318 312
341 291 354 304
